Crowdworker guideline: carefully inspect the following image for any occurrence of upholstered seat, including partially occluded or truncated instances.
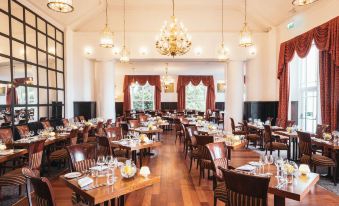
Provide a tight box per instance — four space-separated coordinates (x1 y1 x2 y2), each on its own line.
49 149 68 160
0 168 26 186
214 182 228 203
312 154 336 167
265 142 288 150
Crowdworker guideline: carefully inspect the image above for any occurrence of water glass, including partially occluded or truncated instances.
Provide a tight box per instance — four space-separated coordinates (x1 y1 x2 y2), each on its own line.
106 168 115 185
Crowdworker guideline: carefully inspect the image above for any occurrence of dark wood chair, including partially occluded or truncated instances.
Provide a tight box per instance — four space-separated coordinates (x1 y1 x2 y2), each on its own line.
67 144 96 172
105 127 127 157
297 131 336 185
105 119 113 128
314 124 329 154
78 116 86 122
263 125 290 159
128 119 140 129
219 168 270 206
62 118 69 127
243 120 260 148
186 126 199 170
286 120 295 127
206 142 229 206
138 114 148 122
195 134 214 185
230 118 246 135
216 113 224 129
96 121 105 136
174 118 183 144
40 120 51 129
16 125 30 139
96 136 127 162
82 125 96 143
0 127 14 144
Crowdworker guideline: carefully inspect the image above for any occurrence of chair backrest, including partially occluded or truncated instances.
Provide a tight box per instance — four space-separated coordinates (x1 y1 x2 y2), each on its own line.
316 124 329 138
105 119 113 128
242 120 249 134
206 142 228 178
230 118 236 133
82 125 90 143
286 120 295 127
74 116 80 122
96 136 112 156
78 116 86 122
297 131 313 156
105 127 123 141
40 121 51 129
22 167 56 206
62 118 69 127
197 112 205 116
195 134 214 159
186 126 198 145
28 139 45 173
69 129 79 146
129 119 140 129
138 114 148 122
67 144 96 172
16 125 30 138
96 121 104 136
0 128 13 144
220 168 270 206
263 125 272 144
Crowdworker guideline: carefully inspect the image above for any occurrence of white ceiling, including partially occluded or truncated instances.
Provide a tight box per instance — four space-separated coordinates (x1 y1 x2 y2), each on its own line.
26 0 322 32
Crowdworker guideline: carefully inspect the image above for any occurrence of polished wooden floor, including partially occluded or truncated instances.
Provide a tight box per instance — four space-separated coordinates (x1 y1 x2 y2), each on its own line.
51 131 339 206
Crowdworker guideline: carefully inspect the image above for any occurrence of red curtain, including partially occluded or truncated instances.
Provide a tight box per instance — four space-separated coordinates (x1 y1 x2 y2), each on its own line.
277 16 339 129
123 75 161 111
177 75 215 112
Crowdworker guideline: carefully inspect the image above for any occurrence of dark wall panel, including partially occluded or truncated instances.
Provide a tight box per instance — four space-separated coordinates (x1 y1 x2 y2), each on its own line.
243 101 279 124
115 102 124 117
74 102 96 120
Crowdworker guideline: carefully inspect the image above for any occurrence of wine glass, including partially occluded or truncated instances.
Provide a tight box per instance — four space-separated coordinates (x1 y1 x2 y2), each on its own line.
97 156 105 171
274 156 283 177
106 155 114 168
259 155 265 174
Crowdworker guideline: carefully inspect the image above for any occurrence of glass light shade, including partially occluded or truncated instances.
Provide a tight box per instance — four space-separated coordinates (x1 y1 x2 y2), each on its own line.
120 46 130 63
298 164 310 175
47 0 74 13
140 166 150 178
217 44 229 61
239 24 253 47
100 26 114 48
292 0 319 6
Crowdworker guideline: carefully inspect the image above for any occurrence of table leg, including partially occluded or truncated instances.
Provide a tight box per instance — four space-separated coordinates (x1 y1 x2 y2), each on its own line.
227 148 231 160
139 149 143 168
119 195 125 206
288 137 292 160
274 195 285 206
132 151 136 163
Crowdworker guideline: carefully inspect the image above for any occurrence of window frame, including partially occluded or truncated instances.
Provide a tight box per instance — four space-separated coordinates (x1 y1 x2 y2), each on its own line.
185 82 207 112
130 82 155 111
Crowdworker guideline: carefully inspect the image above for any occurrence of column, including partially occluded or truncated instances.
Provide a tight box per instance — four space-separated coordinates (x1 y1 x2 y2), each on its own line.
225 60 244 131
64 29 74 118
95 60 116 121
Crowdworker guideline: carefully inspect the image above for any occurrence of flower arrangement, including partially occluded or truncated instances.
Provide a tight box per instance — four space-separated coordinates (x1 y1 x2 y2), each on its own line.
197 116 203 120
286 127 292 133
120 160 137 178
323 133 332 141
84 121 93 126
139 134 149 143
0 144 7 151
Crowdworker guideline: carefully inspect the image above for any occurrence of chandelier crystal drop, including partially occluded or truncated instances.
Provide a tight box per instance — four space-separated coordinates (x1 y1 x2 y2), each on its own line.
292 0 319 6
120 0 130 63
239 0 253 47
155 0 192 57
47 0 74 13
100 0 114 48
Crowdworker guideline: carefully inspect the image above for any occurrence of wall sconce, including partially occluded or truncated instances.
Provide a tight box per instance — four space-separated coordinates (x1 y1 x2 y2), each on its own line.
84 47 93 55
194 47 203 56
112 46 121 55
248 46 257 56
139 47 148 56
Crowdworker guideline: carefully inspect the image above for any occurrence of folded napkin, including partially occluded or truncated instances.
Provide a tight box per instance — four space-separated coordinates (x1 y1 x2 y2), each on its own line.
236 164 256 171
77 177 93 188
89 165 108 171
248 161 262 167
0 150 14 156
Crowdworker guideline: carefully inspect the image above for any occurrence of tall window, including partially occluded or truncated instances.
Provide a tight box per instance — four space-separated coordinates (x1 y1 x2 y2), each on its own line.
289 43 320 132
130 82 155 110
185 82 207 111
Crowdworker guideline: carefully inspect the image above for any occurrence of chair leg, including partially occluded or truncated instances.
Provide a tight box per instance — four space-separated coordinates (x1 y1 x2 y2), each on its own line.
214 197 217 206
199 167 202 185
189 157 193 172
278 150 280 157
333 167 337 186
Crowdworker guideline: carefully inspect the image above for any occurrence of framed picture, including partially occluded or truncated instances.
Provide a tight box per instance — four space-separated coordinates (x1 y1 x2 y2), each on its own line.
217 82 226 93
0 86 6 96
164 83 174 93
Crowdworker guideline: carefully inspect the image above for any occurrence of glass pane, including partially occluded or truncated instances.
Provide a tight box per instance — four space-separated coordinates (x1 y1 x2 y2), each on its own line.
47 24 55 38
49 89 57 104
13 60 25 80
56 58 63 71
57 72 63 89
15 85 26 104
28 106 37 122
12 40 24 60
56 30 63 43
48 55 55 69
11 18 24 41
0 83 9 105
56 42 63 58
57 90 64 103
37 17 46 33
27 64 37 85
11 1 23 20
0 0 8 12
0 35 10 56
14 106 26 124
38 51 46 66
39 88 47 104
0 56 11 82
0 12 9 35
39 106 48 119
38 67 47 86
25 10 35 27
26 46 36 64
48 70 56 88
27 87 37 104
38 32 46 51
26 26 36 47
48 38 55 55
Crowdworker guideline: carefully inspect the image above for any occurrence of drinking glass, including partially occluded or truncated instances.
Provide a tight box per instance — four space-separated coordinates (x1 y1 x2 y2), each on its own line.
259 155 265 174
106 168 115 185
97 156 105 170
106 155 114 168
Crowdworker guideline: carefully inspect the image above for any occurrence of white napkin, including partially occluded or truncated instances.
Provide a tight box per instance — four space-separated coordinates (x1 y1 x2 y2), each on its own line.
77 177 93 188
0 150 14 156
236 164 256 171
89 165 108 171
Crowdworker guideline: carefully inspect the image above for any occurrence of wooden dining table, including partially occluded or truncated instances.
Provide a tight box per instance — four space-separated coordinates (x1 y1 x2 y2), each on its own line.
130 127 163 141
61 168 160 206
229 149 320 206
9 133 71 148
0 149 27 164
273 130 299 161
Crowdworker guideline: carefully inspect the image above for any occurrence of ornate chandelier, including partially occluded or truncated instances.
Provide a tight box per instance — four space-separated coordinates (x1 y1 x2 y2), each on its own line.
47 0 74 13
217 0 229 61
100 0 114 48
239 0 253 47
292 0 319 6
155 0 192 57
120 0 130 63
161 63 173 89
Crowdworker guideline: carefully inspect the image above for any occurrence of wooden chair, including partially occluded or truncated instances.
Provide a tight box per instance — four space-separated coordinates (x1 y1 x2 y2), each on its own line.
82 125 96 143
186 126 199 170
314 124 329 154
0 127 14 144
74 116 80 122
286 120 295 127
62 118 69 127
47 129 78 175
138 114 148 122
0 139 45 197
40 120 51 129
78 116 86 122
230 118 246 135
195 134 214 185
297 131 336 185
67 144 96 172
263 125 290 159
96 121 105 136
219 168 270 206
105 127 127 157
128 119 140 129
105 119 113 128
243 120 260 148
16 125 30 139
206 142 229 206
174 118 183 144
216 113 224 129
96 136 127 162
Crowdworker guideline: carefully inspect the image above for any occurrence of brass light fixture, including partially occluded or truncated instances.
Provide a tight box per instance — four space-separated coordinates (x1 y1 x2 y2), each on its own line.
292 0 319 6
217 0 229 61
100 0 114 48
161 63 173 90
47 0 74 13
120 0 130 63
155 0 192 57
239 0 253 47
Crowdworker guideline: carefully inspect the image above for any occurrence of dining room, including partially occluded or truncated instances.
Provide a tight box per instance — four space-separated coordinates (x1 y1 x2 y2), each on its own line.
0 0 338 205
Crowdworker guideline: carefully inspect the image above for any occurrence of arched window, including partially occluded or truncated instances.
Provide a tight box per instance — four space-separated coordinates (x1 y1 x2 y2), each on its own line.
130 82 155 110
185 82 207 111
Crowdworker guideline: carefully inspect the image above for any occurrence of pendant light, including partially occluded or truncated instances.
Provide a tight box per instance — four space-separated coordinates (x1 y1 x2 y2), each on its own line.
292 0 319 6
47 0 74 13
100 0 114 48
217 0 229 61
120 0 130 63
239 0 253 47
